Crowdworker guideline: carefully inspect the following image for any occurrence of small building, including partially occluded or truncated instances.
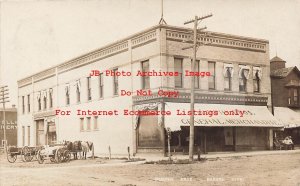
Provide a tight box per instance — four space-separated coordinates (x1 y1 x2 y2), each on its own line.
17 24 282 156
270 56 300 146
0 106 18 147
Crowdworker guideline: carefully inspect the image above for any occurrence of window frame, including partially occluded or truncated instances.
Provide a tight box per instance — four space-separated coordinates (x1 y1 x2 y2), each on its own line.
208 61 216 90
141 60 150 89
113 68 119 95
174 58 183 88
27 94 30 113
224 68 232 91
99 73 104 98
87 77 92 101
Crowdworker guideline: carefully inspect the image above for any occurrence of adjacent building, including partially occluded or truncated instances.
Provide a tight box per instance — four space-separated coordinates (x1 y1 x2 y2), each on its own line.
0 106 17 147
17 24 282 156
270 56 300 146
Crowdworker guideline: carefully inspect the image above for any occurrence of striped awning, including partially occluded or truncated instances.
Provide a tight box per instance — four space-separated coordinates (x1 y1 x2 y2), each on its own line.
164 103 283 131
274 107 300 128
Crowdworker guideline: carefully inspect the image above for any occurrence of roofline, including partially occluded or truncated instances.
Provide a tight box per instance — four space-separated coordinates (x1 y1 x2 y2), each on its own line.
18 24 269 84
271 66 300 78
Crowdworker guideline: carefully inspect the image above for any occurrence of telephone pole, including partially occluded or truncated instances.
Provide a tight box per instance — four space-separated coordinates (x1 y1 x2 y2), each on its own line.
183 14 212 162
0 85 10 151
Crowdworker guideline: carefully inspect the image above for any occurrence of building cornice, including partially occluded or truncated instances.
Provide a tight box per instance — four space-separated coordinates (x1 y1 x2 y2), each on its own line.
18 24 269 87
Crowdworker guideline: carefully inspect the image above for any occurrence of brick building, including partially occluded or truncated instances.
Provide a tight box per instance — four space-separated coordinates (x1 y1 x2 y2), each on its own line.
270 56 300 145
17 24 282 156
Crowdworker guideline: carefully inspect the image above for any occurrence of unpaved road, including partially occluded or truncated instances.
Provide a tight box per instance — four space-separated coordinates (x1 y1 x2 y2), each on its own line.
1 152 300 186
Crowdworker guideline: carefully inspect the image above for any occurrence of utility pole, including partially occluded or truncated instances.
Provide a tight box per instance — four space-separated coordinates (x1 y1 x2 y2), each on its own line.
183 14 212 162
0 85 10 151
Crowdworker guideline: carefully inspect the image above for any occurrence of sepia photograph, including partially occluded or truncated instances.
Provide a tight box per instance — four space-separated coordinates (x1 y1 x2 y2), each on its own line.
0 0 300 185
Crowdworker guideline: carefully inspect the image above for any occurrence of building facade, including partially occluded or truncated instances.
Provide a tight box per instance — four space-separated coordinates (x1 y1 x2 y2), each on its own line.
0 107 17 147
270 56 300 145
17 24 282 156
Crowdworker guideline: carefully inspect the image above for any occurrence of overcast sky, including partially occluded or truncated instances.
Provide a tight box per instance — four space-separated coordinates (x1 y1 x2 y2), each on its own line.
0 0 299 107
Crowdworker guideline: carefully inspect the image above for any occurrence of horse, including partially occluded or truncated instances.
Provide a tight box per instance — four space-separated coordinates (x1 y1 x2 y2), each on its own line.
72 141 82 159
81 141 94 159
64 140 82 160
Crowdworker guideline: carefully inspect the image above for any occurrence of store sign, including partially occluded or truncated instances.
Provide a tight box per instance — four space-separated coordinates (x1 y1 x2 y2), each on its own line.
0 120 18 130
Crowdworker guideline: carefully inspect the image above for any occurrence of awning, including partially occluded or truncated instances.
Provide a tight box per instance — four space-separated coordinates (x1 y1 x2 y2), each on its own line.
274 107 300 128
164 103 283 131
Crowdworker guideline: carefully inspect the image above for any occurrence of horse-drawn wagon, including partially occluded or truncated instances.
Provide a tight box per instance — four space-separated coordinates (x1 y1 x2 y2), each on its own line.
6 146 40 163
36 144 71 164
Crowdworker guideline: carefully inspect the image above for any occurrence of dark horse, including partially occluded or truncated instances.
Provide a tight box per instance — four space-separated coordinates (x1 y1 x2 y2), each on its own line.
64 141 82 160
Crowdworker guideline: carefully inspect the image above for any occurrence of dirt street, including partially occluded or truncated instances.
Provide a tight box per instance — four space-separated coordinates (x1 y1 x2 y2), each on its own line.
1 152 300 186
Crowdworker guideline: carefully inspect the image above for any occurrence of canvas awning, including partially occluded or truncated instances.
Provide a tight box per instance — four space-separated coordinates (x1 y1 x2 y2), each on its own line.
164 103 283 131
274 107 300 128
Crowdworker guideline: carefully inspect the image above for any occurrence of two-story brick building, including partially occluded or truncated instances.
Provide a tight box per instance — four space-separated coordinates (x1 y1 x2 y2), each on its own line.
17 24 282 156
270 56 300 145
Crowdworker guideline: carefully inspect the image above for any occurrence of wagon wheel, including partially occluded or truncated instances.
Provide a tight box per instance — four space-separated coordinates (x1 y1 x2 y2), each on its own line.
50 157 56 163
7 153 17 163
63 150 71 162
22 146 34 162
55 148 63 163
36 150 44 164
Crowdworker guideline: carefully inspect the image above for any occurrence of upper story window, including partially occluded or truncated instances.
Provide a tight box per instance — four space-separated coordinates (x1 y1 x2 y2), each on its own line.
49 88 53 108
27 94 30 113
42 91 47 110
194 60 200 89
294 89 298 104
174 58 183 88
76 80 81 103
87 77 92 100
113 68 119 95
94 116 99 130
224 64 233 91
208 61 216 90
22 96 25 114
142 60 150 89
80 118 84 131
99 73 104 98
239 65 250 92
65 84 70 105
289 88 299 106
86 117 91 131
253 67 262 93
37 92 41 111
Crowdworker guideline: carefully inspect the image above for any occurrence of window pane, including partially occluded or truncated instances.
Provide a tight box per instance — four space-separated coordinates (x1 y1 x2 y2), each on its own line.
208 62 215 89
174 58 183 88
27 95 30 112
142 60 150 89
80 118 84 131
87 77 92 100
94 116 98 130
99 73 104 98
113 69 118 95
87 117 91 130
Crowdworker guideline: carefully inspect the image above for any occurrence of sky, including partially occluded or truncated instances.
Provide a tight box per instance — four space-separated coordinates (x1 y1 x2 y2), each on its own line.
0 0 299 107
